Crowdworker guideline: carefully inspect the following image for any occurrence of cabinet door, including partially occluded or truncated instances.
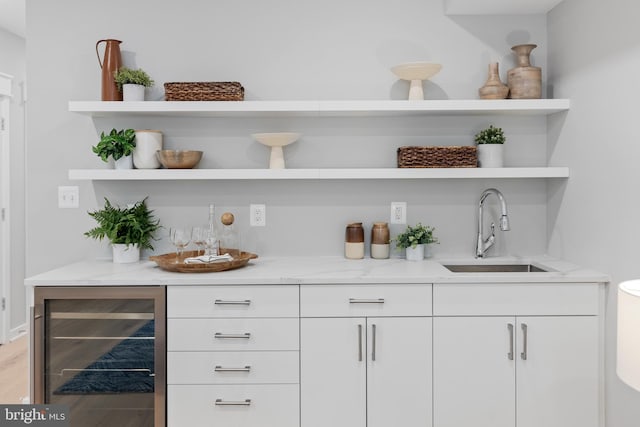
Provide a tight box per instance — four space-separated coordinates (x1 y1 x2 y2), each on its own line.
433 316 515 427
516 316 599 427
367 317 432 427
301 318 366 427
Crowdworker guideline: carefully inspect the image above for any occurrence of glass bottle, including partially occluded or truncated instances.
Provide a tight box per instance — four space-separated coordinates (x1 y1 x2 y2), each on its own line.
220 212 239 256
206 204 219 256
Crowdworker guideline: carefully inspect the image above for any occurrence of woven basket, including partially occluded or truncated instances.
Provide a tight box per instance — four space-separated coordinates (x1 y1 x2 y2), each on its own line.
397 146 477 168
164 82 244 101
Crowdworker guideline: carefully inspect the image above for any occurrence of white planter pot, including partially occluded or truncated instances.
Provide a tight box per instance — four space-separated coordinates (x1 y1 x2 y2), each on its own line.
133 130 163 169
112 243 140 263
424 243 436 259
405 244 425 261
123 84 145 101
114 154 133 170
477 144 504 168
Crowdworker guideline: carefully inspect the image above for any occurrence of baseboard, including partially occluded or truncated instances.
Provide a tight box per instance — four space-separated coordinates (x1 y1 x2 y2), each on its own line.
9 323 27 341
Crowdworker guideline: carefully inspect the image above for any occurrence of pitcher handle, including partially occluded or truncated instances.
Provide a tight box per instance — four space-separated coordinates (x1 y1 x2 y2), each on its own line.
96 39 107 69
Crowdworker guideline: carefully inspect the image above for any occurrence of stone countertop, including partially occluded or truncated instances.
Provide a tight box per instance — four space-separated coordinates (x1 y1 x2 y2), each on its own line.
24 255 610 286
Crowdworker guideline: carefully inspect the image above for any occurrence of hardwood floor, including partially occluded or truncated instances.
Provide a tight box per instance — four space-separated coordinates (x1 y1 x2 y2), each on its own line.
0 335 28 403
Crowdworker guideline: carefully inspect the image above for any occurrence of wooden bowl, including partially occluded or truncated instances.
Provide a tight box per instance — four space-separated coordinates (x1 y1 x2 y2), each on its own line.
157 150 203 169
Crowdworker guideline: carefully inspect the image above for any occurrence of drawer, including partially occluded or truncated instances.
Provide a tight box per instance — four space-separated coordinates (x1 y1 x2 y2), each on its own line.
167 285 299 318
167 384 300 427
168 384 299 427
168 351 299 385
433 282 601 316
300 284 432 317
168 318 299 351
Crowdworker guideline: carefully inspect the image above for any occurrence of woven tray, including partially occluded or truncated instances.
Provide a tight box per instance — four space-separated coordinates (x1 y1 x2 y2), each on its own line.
164 82 244 101
149 249 257 273
397 146 477 168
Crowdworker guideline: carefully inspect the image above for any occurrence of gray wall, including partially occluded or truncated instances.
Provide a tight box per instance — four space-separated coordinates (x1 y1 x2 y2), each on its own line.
548 0 640 424
25 0 550 274
0 27 26 334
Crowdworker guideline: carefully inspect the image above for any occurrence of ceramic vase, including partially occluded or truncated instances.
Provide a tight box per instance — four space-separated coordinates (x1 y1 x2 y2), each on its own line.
123 84 145 101
133 130 163 169
345 223 365 259
507 44 542 99
479 62 509 99
112 243 140 263
477 144 504 168
371 222 390 259
405 244 424 261
96 39 123 101
114 155 133 170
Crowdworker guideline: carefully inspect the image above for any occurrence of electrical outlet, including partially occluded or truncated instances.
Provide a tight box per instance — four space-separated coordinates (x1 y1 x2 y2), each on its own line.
58 186 79 208
390 202 407 224
250 204 266 227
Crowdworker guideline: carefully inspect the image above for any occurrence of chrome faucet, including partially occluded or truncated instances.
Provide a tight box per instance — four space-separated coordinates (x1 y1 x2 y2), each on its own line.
475 188 510 258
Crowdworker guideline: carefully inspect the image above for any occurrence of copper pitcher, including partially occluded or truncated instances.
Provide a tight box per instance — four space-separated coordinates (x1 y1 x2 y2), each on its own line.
96 39 123 101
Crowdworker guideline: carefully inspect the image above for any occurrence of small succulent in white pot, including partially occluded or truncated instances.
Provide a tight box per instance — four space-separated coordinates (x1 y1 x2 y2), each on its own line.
114 67 154 101
475 125 505 168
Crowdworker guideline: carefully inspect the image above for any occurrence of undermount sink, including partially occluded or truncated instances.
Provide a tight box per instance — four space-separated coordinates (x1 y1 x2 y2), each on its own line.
443 264 549 273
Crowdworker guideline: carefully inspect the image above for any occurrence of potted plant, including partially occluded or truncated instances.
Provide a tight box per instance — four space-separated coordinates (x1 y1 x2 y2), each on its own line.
475 125 505 168
85 197 161 263
113 67 154 101
395 223 438 261
92 128 137 169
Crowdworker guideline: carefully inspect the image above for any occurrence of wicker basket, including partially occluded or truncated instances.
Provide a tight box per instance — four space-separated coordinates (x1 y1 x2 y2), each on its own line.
164 82 244 101
397 146 477 168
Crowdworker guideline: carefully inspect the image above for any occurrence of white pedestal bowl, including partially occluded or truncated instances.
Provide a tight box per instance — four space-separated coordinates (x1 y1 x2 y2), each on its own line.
251 132 301 169
391 62 442 100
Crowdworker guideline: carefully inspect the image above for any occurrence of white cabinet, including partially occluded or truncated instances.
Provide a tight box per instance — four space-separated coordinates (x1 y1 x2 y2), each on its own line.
167 285 300 427
300 284 433 427
432 282 602 427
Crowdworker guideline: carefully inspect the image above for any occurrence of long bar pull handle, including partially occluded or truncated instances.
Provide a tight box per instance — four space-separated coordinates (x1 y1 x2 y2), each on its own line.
372 324 377 361
214 299 251 305
349 298 385 304
215 332 251 339
521 323 528 360
215 399 251 406
215 366 252 372
358 324 363 362
507 323 514 360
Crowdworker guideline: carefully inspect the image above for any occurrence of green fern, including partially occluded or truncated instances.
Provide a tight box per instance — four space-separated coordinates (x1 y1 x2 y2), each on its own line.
85 198 160 250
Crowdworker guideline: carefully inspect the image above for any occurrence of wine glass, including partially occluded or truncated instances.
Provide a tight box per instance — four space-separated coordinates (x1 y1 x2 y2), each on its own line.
192 226 207 256
169 227 192 262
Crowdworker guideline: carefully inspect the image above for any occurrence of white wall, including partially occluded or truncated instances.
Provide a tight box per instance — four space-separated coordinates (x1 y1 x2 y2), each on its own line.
25 0 550 276
0 27 26 334
548 0 640 424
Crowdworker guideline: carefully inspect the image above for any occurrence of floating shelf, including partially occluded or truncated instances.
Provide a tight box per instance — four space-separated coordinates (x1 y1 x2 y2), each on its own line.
68 99 570 118
444 0 564 15
68 168 570 181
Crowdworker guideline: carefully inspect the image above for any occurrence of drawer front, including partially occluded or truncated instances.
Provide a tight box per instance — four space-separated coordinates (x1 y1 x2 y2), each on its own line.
167 285 299 318
168 384 299 427
300 284 432 317
168 318 299 351
433 282 600 316
168 351 299 385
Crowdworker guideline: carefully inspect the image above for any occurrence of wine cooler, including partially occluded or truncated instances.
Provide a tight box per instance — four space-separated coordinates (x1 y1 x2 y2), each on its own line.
33 287 165 427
